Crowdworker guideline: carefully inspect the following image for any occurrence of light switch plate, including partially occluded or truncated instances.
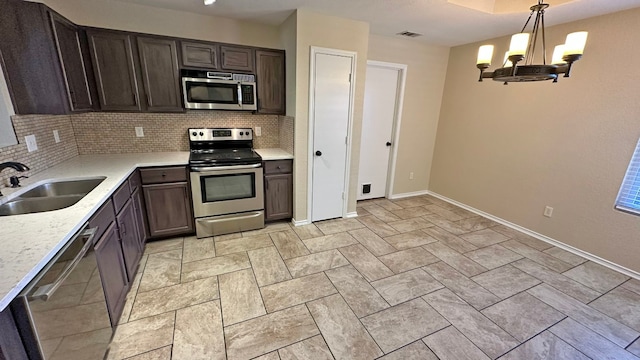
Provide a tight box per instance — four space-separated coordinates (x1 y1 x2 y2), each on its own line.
255 126 262 136
135 127 144 137
53 130 60 143
25 135 38 152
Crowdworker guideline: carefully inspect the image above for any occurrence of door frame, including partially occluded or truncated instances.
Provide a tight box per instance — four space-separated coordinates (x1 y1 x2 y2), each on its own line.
307 46 357 222
365 60 407 199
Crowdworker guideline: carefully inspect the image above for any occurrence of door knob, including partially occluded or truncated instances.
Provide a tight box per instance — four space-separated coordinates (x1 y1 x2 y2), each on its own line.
386 142 392 147
315 151 322 156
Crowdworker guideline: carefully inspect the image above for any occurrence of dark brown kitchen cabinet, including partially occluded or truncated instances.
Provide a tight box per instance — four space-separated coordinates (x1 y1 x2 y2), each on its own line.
117 199 141 282
0 0 96 114
87 30 142 111
181 41 219 69
94 222 129 328
50 13 95 112
264 160 293 221
255 50 286 114
137 37 183 112
132 187 149 247
220 45 255 72
141 167 194 239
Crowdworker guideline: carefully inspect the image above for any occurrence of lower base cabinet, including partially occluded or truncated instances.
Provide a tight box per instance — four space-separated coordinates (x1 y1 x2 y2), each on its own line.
264 160 293 221
94 223 129 328
141 166 194 239
117 199 142 282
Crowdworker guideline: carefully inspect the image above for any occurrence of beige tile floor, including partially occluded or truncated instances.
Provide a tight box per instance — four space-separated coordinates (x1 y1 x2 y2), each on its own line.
108 195 640 360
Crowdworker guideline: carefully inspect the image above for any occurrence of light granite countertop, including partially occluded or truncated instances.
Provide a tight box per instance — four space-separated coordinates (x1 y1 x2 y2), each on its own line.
0 152 189 311
255 148 294 160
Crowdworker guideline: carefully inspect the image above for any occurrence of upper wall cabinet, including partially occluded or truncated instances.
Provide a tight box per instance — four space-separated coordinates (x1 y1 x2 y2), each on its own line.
87 30 142 111
137 37 182 112
0 0 97 114
50 14 96 112
220 46 255 72
181 41 218 69
255 50 286 115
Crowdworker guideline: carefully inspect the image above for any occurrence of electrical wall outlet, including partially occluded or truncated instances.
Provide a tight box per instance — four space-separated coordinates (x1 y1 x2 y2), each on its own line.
544 206 554 218
409 172 414 180
255 126 262 136
53 130 60 143
25 135 38 152
135 127 144 137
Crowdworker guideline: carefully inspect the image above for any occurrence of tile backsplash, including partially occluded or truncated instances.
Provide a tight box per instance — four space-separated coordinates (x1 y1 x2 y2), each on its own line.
0 115 78 187
71 112 281 154
0 111 294 189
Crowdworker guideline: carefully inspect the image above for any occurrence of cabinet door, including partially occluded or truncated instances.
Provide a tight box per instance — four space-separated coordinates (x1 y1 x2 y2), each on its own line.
181 41 218 69
255 50 285 114
117 199 141 282
264 173 293 221
0 0 68 114
88 30 142 111
50 13 94 112
220 45 254 72
143 182 194 238
137 37 182 112
94 223 128 328
132 187 149 249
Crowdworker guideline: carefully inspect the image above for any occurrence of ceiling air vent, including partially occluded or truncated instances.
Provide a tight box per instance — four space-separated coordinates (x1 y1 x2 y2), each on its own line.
397 31 422 38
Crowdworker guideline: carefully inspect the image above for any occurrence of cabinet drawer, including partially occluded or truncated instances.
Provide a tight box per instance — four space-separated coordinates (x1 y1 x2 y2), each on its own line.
88 199 115 243
112 181 131 214
140 166 188 184
264 160 292 175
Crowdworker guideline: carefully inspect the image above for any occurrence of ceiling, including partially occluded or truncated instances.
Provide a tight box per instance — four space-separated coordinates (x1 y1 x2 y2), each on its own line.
112 0 640 46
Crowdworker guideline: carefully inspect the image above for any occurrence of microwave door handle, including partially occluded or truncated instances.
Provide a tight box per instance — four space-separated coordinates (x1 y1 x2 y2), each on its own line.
237 83 243 108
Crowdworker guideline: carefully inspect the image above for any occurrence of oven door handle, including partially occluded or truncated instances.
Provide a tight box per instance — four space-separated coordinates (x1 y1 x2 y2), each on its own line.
191 163 262 172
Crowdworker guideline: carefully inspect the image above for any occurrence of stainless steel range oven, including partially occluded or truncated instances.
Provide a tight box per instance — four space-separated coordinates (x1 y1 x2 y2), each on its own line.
189 128 264 237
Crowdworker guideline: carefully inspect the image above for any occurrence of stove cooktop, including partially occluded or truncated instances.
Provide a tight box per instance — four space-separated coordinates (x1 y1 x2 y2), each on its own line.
189 148 262 166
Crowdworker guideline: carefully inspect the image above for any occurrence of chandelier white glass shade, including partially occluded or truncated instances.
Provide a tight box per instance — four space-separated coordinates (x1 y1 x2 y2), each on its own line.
476 1 588 83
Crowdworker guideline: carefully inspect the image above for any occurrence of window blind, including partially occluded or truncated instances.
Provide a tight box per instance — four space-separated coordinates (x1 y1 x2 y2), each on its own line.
615 137 640 216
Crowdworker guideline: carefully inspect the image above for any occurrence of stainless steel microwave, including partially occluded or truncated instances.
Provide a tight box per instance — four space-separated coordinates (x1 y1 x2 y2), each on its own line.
181 70 257 111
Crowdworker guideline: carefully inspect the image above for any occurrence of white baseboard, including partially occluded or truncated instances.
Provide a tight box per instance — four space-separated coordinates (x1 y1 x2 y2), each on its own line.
389 190 429 200
345 211 358 218
291 218 311 226
427 191 640 281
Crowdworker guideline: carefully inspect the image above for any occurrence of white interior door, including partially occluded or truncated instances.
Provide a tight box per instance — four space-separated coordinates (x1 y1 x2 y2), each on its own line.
358 64 401 200
311 52 354 222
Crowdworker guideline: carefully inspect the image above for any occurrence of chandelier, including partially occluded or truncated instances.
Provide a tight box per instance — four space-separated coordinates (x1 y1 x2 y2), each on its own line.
476 0 588 83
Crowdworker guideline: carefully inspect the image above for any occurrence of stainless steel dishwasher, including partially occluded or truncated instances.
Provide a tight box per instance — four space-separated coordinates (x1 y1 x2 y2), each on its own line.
13 224 113 360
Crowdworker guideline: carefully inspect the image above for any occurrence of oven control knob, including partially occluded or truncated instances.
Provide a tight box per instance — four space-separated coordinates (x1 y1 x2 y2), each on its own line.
192 132 197 136
199 132 204 136
240 131 244 136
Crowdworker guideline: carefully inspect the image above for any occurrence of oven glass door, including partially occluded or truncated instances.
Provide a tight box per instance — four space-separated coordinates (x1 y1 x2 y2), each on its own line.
201 173 256 203
191 166 264 217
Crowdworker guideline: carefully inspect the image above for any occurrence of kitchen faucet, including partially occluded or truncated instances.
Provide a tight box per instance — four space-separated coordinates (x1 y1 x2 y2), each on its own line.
0 161 30 195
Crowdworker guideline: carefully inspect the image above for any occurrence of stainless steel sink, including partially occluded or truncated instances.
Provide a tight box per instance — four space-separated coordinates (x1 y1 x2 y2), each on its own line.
0 196 85 216
0 177 106 216
19 178 105 198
